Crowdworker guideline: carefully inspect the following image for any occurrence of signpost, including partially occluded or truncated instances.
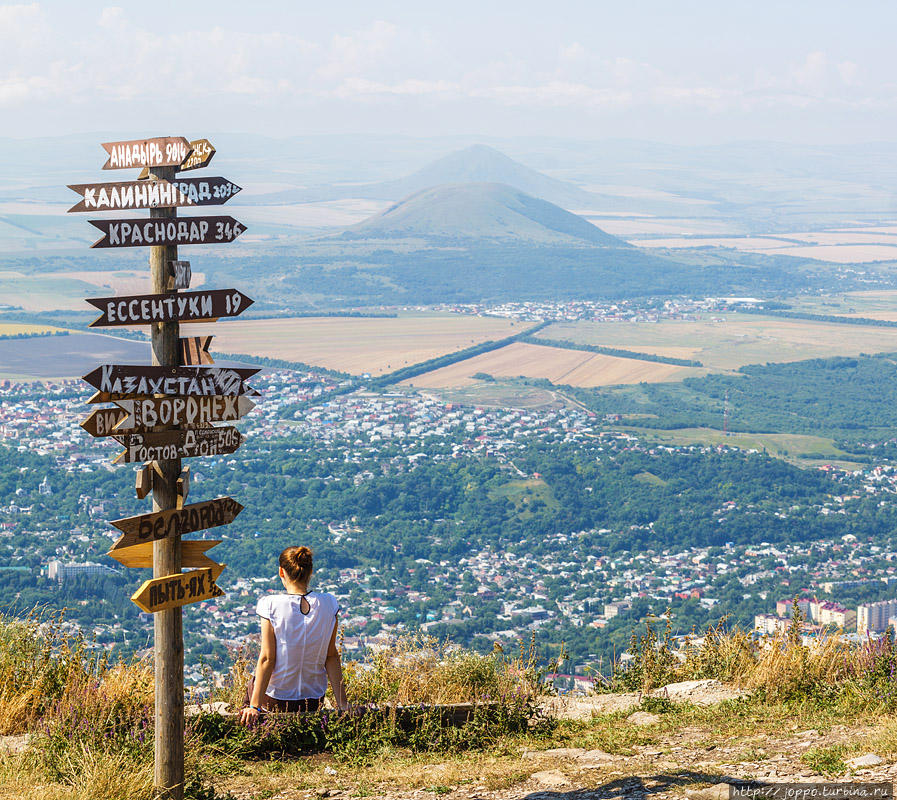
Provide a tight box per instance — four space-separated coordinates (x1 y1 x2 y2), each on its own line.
86 288 253 326
83 364 259 399
74 135 257 799
113 427 243 464
89 216 246 248
131 568 225 614
108 496 244 550
67 177 240 213
115 396 254 430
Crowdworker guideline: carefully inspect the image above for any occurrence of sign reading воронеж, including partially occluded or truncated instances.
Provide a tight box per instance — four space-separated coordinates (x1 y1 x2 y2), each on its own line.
730 784 892 800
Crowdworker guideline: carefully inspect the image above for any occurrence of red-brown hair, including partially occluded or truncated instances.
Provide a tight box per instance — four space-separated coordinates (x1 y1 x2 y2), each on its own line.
279 546 313 585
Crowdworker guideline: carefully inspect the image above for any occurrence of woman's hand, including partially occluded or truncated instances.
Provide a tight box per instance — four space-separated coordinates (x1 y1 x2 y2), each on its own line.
239 706 261 725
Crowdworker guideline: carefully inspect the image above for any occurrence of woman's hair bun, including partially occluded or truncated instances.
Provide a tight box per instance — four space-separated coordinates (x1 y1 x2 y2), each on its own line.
280 545 313 584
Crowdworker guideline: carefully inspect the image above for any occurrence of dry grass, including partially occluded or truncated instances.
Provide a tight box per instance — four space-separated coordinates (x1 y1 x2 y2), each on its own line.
404 342 700 389
206 314 521 376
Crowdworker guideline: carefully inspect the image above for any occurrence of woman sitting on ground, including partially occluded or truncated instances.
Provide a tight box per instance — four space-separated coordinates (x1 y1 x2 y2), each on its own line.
240 546 348 723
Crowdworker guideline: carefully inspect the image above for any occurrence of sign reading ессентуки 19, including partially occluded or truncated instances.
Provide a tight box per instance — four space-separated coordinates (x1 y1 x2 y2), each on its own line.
89 216 245 248
86 289 252 326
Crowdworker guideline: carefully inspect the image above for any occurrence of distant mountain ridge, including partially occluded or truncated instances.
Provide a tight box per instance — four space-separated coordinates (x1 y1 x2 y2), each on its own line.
340 182 626 246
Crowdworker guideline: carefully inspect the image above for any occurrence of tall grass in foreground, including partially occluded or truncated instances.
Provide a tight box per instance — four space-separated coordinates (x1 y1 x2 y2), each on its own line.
613 615 897 707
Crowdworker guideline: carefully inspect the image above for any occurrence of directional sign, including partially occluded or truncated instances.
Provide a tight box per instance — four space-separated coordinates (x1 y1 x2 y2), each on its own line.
179 139 215 172
102 137 190 170
87 289 252 327
89 216 246 248
138 139 216 180
108 539 222 572
68 180 189 213
68 177 240 214
131 567 225 614
135 463 154 499
83 365 260 400
180 335 213 365
81 406 129 437
176 467 190 508
169 260 191 291
115 396 254 431
113 426 242 464
109 496 243 551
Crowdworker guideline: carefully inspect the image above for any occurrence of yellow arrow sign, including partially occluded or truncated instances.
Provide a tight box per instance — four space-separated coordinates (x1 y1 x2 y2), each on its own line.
131 567 224 614
108 539 222 572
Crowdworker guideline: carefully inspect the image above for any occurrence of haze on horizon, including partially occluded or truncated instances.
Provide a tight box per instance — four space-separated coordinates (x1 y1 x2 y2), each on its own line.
0 0 893 145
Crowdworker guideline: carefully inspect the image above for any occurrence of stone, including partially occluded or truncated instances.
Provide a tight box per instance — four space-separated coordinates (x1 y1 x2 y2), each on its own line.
627 711 661 726
542 693 641 720
577 750 618 768
524 747 587 760
687 784 731 800
847 753 884 769
531 769 572 788
0 734 29 754
184 701 232 717
650 679 748 706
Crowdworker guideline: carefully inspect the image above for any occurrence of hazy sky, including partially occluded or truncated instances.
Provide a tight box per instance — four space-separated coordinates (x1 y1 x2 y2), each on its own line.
2 1 894 143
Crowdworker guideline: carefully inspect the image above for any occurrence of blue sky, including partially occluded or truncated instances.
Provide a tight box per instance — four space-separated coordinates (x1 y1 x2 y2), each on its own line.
2 1 894 143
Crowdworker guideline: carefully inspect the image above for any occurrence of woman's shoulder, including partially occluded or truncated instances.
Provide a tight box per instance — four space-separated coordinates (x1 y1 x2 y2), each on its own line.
312 591 340 612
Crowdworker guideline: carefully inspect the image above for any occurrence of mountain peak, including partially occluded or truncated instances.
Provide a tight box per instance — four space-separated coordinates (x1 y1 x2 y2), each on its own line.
343 182 625 246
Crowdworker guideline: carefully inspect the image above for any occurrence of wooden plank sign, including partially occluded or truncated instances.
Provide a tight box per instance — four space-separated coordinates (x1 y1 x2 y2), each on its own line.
81 406 129 437
180 335 213 365
169 260 191 290
137 139 216 180
179 139 215 172
68 180 190 213
135 463 154 499
131 567 224 614
108 539 221 570
112 426 243 464
102 137 190 170
176 467 190 508
89 216 246 248
109 496 243 550
115 396 254 431
83 365 259 400
87 289 252 326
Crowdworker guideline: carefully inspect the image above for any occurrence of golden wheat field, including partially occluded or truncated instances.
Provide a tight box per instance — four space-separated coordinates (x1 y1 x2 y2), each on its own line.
207 314 521 375
538 315 897 372
403 342 702 388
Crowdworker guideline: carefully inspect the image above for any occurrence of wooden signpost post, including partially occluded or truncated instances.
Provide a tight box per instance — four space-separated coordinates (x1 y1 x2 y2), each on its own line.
74 135 256 800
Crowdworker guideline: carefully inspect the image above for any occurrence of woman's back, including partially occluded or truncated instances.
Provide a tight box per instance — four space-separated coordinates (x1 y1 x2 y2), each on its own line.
255 591 340 700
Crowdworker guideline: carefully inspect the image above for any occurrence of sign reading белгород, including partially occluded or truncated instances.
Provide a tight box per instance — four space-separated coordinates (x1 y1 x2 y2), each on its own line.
730 784 892 800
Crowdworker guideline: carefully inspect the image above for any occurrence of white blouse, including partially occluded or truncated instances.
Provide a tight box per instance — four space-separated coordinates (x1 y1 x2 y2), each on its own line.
255 591 340 700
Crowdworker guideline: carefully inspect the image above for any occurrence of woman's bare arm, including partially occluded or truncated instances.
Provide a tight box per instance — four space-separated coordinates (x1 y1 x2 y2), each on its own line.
324 619 348 711
240 618 276 724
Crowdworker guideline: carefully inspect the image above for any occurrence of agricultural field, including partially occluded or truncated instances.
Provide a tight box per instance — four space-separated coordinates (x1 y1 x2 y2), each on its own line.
403 342 703 389
418 381 575 411
788 290 897 322
207 314 521 376
536 315 897 372
0 332 149 381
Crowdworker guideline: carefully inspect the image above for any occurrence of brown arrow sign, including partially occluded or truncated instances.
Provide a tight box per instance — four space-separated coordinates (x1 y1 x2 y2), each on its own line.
131 567 225 614
102 137 190 170
81 406 129 437
108 539 222 571
83 365 259 400
109 496 243 550
115 396 255 432
112 426 242 464
87 289 252 327
89 216 246 248
68 177 240 213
